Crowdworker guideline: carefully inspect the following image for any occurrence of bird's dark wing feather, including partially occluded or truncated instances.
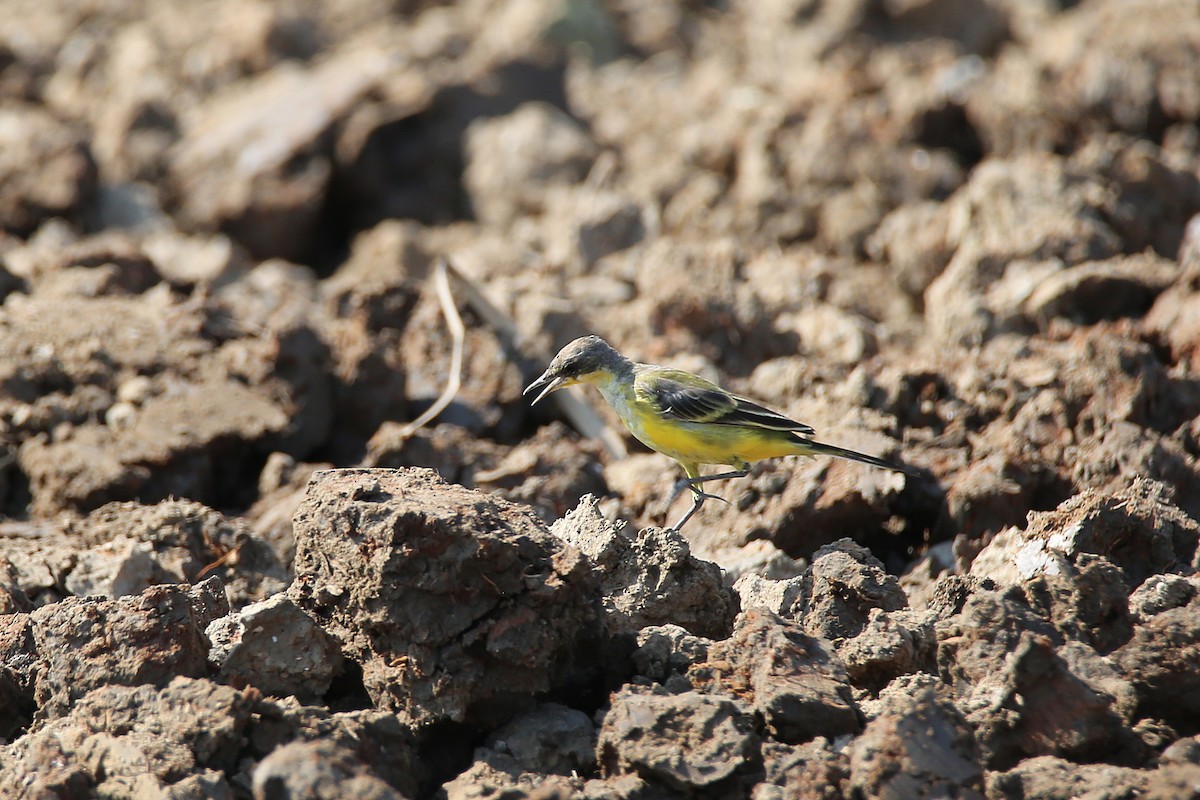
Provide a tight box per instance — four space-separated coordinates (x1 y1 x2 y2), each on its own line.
723 394 816 435
637 371 816 435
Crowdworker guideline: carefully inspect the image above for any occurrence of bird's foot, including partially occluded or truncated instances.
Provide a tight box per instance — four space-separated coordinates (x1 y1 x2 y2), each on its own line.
667 479 730 504
694 488 729 505
662 484 733 531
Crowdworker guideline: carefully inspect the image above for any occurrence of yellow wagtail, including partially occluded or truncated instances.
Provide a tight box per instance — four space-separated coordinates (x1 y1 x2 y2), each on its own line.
524 335 916 531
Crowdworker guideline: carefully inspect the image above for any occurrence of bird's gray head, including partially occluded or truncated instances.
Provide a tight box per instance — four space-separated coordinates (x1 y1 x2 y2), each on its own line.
524 335 626 405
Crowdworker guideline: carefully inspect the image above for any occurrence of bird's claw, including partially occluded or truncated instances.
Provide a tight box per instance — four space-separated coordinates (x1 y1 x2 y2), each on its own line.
661 483 733 530
696 488 729 505
669 480 728 503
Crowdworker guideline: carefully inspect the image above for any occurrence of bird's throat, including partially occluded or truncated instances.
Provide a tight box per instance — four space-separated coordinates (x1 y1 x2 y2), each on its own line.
589 369 638 423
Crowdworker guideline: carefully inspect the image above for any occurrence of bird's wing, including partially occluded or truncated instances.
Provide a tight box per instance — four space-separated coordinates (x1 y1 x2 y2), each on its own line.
636 369 816 435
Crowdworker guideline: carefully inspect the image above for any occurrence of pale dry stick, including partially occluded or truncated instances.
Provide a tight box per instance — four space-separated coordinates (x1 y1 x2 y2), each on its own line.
397 256 626 457
441 258 627 459
398 258 465 437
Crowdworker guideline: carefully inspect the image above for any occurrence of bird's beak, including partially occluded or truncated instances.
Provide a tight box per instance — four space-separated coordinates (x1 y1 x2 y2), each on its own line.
524 371 568 405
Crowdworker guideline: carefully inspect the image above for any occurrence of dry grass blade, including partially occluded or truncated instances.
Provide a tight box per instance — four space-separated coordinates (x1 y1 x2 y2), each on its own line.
442 259 626 459
399 257 465 437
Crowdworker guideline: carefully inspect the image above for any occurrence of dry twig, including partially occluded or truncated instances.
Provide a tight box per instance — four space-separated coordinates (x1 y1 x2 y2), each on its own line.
443 260 626 458
399 257 464 437
399 256 625 458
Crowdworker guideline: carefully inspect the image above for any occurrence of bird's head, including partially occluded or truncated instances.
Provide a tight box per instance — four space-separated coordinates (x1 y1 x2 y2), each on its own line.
524 335 624 405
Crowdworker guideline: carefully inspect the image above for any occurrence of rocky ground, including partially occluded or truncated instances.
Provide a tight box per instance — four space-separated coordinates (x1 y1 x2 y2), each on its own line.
3 0 1200 797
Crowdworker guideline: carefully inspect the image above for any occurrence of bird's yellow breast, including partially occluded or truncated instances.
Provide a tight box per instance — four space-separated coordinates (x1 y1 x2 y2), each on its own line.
624 403 805 467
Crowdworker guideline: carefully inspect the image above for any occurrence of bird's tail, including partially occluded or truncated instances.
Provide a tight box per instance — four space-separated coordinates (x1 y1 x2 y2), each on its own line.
801 438 919 476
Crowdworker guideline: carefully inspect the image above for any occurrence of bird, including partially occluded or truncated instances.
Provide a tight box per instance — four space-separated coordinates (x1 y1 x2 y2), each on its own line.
524 335 916 532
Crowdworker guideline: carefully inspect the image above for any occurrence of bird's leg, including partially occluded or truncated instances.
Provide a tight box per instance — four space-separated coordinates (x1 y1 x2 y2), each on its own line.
676 467 749 506
665 464 750 532
668 490 706 532
664 465 752 530
663 480 719 531
682 469 749 487
665 477 729 509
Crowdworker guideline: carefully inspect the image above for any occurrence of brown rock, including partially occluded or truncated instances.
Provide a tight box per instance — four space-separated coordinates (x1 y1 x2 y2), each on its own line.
986 756 1200 800
923 154 1121 345
936 586 1061 692
969 0 1200 152
438 750 580 800
596 685 760 793
244 453 333 570
1055 327 1196 435
0 613 36 739
959 633 1131 770
0 556 32 615
1024 253 1178 331
816 179 887 258
1057 641 1140 726
1075 133 1200 257
940 451 1065 543
485 703 597 776
866 200 955 299
786 304 878 367
0 519 83 606
0 104 97 236
1070 422 1200 524
932 583 1141 766
691 609 862 744
836 607 937 692
0 258 23 303
207 592 344 703
1145 262 1200 372
1 291 329 516
631 624 713 686
732 573 807 620
1020 553 1133 654
397 286 527 437
169 47 393 260
969 479 1199 588
317 224 422 454
474 424 610 526
463 102 598 228
28 581 223 718
0 677 255 798
1128 574 1199 620
245 698 420 798
801 538 908 642
3 3 1200 796
253 740 409 800
1161 735 1200 766
1112 593 1200 730
3 229 161 297
364 423 505 488
755 739 849 800
62 499 287 606
724 448 911 558
0 294 181 437
848 683 984 800
631 236 768 358
542 186 646 271
551 497 737 640
287 468 602 727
